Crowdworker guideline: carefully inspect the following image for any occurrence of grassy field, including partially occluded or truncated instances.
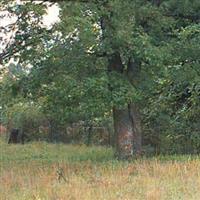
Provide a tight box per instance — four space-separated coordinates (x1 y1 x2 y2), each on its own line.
1 139 200 200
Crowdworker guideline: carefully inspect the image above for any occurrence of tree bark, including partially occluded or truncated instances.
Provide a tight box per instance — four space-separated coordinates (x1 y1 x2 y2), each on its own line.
128 103 142 155
99 4 142 159
113 103 142 159
8 129 19 144
107 52 142 159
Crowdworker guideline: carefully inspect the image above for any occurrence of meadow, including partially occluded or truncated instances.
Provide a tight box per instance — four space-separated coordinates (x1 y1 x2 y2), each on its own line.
1 139 200 200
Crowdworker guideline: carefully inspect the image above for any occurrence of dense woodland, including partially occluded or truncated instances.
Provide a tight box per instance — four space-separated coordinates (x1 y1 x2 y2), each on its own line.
0 0 200 159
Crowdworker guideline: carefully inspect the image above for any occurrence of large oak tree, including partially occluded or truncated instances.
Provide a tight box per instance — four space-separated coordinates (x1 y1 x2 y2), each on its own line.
1 0 200 158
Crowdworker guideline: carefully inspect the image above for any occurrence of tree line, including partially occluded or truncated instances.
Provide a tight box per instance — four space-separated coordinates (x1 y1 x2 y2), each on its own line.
0 0 200 159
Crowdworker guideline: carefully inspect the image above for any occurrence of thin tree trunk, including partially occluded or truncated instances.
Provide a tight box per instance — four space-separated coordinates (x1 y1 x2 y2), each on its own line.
8 129 19 144
86 124 93 146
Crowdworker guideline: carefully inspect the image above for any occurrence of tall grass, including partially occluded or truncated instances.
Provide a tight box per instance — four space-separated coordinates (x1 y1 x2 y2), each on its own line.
1 139 200 200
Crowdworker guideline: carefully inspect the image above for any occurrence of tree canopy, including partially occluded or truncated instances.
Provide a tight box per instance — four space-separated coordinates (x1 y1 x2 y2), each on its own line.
0 0 200 158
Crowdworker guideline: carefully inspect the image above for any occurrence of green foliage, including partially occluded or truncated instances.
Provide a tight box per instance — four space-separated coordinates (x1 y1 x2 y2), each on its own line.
1 0 200 153
4 102 46 140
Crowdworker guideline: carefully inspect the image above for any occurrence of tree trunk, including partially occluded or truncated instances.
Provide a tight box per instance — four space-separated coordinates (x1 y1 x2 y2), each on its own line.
8 129 19 144
107 52 142 159
100 8 142 159
113 104 142 159
86 123 93 146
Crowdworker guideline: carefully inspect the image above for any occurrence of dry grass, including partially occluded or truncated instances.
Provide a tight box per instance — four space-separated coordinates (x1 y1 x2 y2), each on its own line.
1 140 200 200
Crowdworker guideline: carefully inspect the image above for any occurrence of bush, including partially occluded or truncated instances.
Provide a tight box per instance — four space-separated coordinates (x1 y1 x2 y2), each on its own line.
4 102 48 141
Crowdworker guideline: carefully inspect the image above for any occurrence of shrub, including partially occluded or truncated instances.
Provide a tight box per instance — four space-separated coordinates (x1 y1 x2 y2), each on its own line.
4 102 48 141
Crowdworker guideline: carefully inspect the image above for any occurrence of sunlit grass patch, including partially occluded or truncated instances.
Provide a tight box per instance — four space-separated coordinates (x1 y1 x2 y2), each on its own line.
1 141 200 200
0 141 114 164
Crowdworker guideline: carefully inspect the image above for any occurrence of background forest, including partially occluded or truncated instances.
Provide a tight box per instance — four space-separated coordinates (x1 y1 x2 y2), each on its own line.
0 0 200 157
